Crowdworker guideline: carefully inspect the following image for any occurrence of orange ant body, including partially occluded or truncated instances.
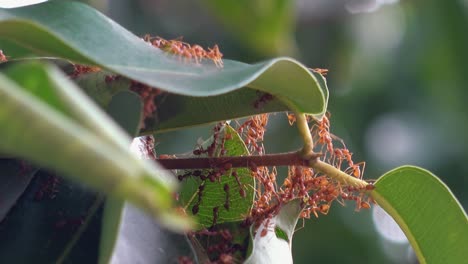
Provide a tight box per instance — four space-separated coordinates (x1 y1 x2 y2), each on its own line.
207 44 223 67
129 81 162 129
260 218 275 237
177 256 194 264
140 135 157 160
344 161 366 179
218 253 234 264
144 35 223 68
70 64 101 78
315 115 333 153
365 182 376 191
237 114 269 154
310 68 329 76
232 170 247 198
287 113 296 125
0 50 8 62
191 45 206 63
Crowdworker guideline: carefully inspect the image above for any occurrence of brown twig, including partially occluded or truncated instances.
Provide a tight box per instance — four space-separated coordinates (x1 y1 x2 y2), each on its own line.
156 151 322 170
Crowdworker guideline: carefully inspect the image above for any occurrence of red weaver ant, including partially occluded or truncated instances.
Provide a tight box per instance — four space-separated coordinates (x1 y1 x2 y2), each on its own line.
253 92 274 109
260 218 275 237
35 174 60 201
212 206 220 226
309 68 329 76
192 204 200 215
177 256 194 264
223 184 230 211
0 50 8 62
144 35 224 68
191 183 205 215
232 170 246 198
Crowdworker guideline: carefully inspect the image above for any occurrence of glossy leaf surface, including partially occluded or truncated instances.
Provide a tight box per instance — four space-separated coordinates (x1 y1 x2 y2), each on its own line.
0 1 328 118
0 170 102 263
372 166 468 264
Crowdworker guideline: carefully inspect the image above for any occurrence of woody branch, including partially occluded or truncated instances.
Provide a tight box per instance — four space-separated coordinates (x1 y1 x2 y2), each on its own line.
156 151 322 170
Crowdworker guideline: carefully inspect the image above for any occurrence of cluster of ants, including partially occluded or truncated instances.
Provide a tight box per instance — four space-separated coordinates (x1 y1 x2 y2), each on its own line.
128 81 163 129
161 112 375 263
69 63 161 130
170 123 252 264
186 167 246 218
237 114 268 154
176 123 248 217
2 36 223 132
69 64 101 79
178 228 245 264
68 35 225 130
249 113 373 235
287 113 366 180
143 35 224 68
311 114 366 179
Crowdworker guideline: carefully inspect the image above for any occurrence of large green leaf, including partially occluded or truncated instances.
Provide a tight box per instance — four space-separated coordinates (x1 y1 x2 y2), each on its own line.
104 90 142 137
0 159 38 220
75 71 289 133
74 70 327 134
99 89 143 264
0 170 102 263
0 1 328 117
0 62 190 231
99 91 193 264
372 166 468 264
179 125 255 229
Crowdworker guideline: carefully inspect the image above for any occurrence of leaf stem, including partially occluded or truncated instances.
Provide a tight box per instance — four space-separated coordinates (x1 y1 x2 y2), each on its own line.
293 112 368 188
311 159 367 188
294 112 314 158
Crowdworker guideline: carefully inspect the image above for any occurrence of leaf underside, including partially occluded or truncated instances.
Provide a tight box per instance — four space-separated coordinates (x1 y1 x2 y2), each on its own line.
0 1 328 123
372 166 468 264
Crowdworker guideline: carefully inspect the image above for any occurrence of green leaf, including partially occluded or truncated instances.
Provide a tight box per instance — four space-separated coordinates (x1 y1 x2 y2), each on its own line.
179 125 255 229
0 159 38 220
73 70 327 134
99 197 125 264
99 90 142 264
0 170 102 263
75 72 287 133
0 1 328 118
372 166 468 264
0 62 190 231
105 90 142 137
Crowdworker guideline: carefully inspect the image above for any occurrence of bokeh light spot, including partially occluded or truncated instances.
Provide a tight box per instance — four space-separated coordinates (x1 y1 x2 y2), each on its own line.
372 205 408 243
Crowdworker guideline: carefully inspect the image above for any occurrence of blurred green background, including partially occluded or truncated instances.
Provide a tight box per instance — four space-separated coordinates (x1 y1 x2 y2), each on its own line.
8 0 468 263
